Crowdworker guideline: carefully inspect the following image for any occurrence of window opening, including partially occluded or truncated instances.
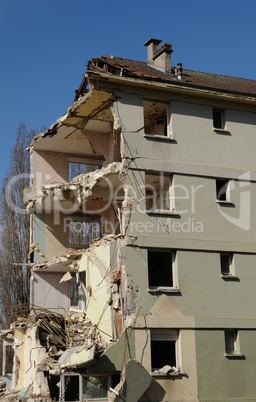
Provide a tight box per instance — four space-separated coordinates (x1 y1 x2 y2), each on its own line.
225 330 238 354
213 109 224 129
69 162 101 181
144 100 169 136
64 375 79 401
2 343 14 376
151 330 178 371
68 217 102 248
220 253 233 275
148 250 175 289
69 281 79 308
216 179 229 201
145 173 173 211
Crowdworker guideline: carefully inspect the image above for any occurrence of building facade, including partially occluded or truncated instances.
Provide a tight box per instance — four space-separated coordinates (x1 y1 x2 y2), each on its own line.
1 38 256 401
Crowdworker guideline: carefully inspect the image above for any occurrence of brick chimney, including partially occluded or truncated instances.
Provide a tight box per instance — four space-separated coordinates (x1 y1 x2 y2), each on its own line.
144 38 173 72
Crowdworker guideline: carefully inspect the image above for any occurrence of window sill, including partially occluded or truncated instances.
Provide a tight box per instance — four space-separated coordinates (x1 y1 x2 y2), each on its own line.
151 370 185 377
144 133 176 142
225 353 244 359
216 200 234 206
146 209 179 216
148 287 180 293
221 274 238 280
213 128 231 135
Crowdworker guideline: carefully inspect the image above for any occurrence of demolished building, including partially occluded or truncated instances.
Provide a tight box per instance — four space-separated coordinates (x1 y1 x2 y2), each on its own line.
2 38 256 400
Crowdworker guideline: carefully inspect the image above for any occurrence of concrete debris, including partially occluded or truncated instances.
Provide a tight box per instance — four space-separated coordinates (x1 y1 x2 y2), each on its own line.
109 360 152 402
153 365 180 375
25 160 122 210
59 271 72 283
66 311 108 349
58 344 95 369
0 381 6 390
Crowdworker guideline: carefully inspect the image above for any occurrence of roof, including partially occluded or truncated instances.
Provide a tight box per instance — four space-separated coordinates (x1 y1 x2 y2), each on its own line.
83 56 256 98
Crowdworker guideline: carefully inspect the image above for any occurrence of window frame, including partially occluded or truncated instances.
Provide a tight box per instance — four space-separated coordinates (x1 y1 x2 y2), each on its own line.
220 252 236 277
213 109 224 129
147 249 179 293
212 108 230 134
60 373 115 401
216 179 232 204
143 99 174 140
150 330 180 374
224 329 243 358
145 172 178 215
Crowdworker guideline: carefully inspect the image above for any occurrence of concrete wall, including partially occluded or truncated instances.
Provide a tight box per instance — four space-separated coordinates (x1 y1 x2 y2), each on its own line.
31 272 70 314
79 240 120 342
31 150 69 198
195 330 256 401
115 89 256 400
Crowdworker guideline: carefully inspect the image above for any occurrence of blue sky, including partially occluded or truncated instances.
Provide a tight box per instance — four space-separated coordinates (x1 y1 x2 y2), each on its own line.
1 0 256 181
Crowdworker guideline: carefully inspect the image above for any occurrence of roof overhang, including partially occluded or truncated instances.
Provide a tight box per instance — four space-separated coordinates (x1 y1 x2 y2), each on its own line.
87 70 256 107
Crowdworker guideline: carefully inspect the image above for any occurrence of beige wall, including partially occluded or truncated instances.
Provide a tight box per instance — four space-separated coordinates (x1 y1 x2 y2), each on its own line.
31 272 70 314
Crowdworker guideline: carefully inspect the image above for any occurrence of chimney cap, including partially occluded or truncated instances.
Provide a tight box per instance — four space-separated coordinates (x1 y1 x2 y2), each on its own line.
153 43 173 59
144 38 162 47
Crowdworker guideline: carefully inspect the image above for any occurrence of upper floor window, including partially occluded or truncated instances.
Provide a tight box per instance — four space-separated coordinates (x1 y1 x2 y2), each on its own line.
145 172 174 212
220 253 233 276
216 179 230 202
148 249 177 291
213 109 225 129
224 329 241 356
144 100 170 137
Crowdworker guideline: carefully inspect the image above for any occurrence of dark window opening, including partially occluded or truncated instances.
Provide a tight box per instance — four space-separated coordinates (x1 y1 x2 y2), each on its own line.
213 109 223 129
216 179 229 201
151 340 176 370
144 100 168 136
64 375 79 401
225 330 237 354
48 374 60 401
69 162 101 181
5 345 14 375
220 253 232 275
148 250 174 289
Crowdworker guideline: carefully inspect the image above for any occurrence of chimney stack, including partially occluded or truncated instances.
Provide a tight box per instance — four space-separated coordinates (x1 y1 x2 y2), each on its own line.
144 38 173 72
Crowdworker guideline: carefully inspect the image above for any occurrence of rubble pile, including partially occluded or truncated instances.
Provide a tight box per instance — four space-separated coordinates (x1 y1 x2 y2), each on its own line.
66 312 108 351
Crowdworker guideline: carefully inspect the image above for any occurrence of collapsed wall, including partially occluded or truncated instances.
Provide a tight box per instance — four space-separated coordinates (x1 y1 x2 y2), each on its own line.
0 78 143 400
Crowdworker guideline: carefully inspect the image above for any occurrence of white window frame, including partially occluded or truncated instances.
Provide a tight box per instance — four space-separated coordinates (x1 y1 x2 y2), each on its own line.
145 172 177 215
150 330 179 373
60 373 112 401
216 179 231 203
147 249 179 293
143 100 173 140
220 252 236 278
224 329 242 357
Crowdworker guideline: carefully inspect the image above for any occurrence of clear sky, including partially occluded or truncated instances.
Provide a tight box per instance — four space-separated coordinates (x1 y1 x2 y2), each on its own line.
1 0 256 182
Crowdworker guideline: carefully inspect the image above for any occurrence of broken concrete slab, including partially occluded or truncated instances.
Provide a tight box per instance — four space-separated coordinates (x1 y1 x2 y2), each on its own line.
111 359 152 402
58 344 96 369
